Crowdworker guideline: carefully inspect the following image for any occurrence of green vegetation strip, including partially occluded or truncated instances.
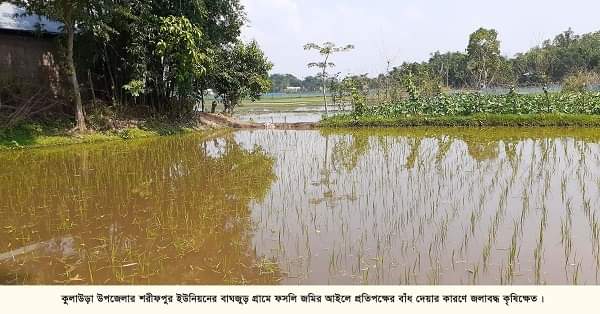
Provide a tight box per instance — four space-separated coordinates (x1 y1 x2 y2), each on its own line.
0 123 198 150
321 114 600 128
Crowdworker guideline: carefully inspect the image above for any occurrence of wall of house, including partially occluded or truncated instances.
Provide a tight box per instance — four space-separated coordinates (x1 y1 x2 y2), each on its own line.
0 32 62 93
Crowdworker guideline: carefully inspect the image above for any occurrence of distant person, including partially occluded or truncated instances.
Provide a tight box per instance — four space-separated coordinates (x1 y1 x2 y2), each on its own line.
211 101 218 113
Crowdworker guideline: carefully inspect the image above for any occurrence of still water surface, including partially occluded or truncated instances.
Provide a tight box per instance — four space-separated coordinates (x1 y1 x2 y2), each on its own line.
1 128 600 284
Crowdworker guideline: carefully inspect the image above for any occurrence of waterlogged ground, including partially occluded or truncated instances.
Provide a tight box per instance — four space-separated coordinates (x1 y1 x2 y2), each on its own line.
1 128 600 285
236 105 349 124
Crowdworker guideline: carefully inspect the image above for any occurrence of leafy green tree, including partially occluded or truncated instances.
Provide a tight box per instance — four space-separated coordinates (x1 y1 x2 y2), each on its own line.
391 62 442 97
467 28 501 88
428 51 470 88
211 41 273 113
81 0 246 113
512 29 600 85
9 0 106 131
512 48 552 85
304 42 354 115
154 16 207 112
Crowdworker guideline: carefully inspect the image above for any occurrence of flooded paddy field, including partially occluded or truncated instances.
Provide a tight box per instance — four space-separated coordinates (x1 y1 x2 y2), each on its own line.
1 128 600 285
235 105 349 124
237 112 324 124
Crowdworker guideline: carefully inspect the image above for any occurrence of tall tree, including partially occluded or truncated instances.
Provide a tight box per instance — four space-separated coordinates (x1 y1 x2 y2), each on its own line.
84 0 246 112
428 51 469 88
211 41 272 113
303 42 354 115
10 0 100 131
154 15 208 113
467 28 501 89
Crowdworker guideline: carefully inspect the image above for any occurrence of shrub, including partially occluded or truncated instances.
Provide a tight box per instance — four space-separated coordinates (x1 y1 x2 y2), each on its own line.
355 92 600 117
563 71 600 93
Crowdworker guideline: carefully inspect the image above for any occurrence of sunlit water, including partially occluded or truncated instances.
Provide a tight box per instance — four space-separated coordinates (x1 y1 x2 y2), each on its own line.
1 128 600 285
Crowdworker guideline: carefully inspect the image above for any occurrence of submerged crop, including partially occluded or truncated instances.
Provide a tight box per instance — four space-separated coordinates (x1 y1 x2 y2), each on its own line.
1 128 600 284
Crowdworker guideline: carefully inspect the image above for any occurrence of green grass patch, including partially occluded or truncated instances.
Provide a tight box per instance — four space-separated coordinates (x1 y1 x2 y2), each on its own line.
0 120 198 150
239 96 325 112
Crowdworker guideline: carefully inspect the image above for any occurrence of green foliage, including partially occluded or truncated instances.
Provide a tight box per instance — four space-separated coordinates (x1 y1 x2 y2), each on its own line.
322 113 600 128
513 28 600 85
428 51 470 88
9 0 103 28
358 27 600 91
467 28 501 88
122 79 146 97
155 16 207 97
0 121 198 150
72 0 249 114
350 86 367 116
304 42 355 114
354 92 600 116
403 73 420 101
563 71 600 93
269 74 303 92
210 41 273 113
332 76 368 115
9 0 104 130
388 63 442 100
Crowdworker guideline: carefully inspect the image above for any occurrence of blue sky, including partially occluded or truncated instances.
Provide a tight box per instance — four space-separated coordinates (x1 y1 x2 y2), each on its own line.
241 0 600 78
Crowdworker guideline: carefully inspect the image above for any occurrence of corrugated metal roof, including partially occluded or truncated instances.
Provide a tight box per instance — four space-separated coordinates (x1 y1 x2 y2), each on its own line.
0 2 62 34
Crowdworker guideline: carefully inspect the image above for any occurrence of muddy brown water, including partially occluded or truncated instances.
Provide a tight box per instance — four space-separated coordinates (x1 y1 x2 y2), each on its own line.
1 128 600 285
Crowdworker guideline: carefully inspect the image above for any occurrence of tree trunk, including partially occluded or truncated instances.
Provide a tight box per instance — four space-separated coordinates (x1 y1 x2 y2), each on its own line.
66 22 86 132
200 82 205 112
322 55 329 116
322 76 327 115
88 69 96 108
103 44 117 104
200 92 205 112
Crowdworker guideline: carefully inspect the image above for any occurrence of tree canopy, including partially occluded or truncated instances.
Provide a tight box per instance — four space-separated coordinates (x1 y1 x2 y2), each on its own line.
7 0 272 125
210 40 273 113
304 42 354 114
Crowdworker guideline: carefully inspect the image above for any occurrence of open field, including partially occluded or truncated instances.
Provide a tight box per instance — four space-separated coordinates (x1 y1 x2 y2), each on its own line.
239 95 327 112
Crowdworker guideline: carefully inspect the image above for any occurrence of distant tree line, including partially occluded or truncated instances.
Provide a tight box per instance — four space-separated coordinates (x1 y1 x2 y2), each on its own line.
268 74 323 93
379 28 600 93
271 28 600 97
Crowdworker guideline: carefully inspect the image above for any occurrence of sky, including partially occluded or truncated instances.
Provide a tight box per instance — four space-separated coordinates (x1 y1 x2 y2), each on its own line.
240 0 600 78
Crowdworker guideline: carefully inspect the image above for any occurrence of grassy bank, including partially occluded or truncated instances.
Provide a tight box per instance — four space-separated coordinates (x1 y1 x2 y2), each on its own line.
0 120 201 150
321 113 600 128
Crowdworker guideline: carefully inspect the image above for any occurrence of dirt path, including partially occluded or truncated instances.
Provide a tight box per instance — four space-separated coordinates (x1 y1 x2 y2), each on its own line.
196 112 317 130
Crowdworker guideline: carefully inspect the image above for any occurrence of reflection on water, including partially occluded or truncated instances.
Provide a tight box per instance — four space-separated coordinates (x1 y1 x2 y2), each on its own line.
239 128 600 285
0 133 279 284
1 128 600 284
